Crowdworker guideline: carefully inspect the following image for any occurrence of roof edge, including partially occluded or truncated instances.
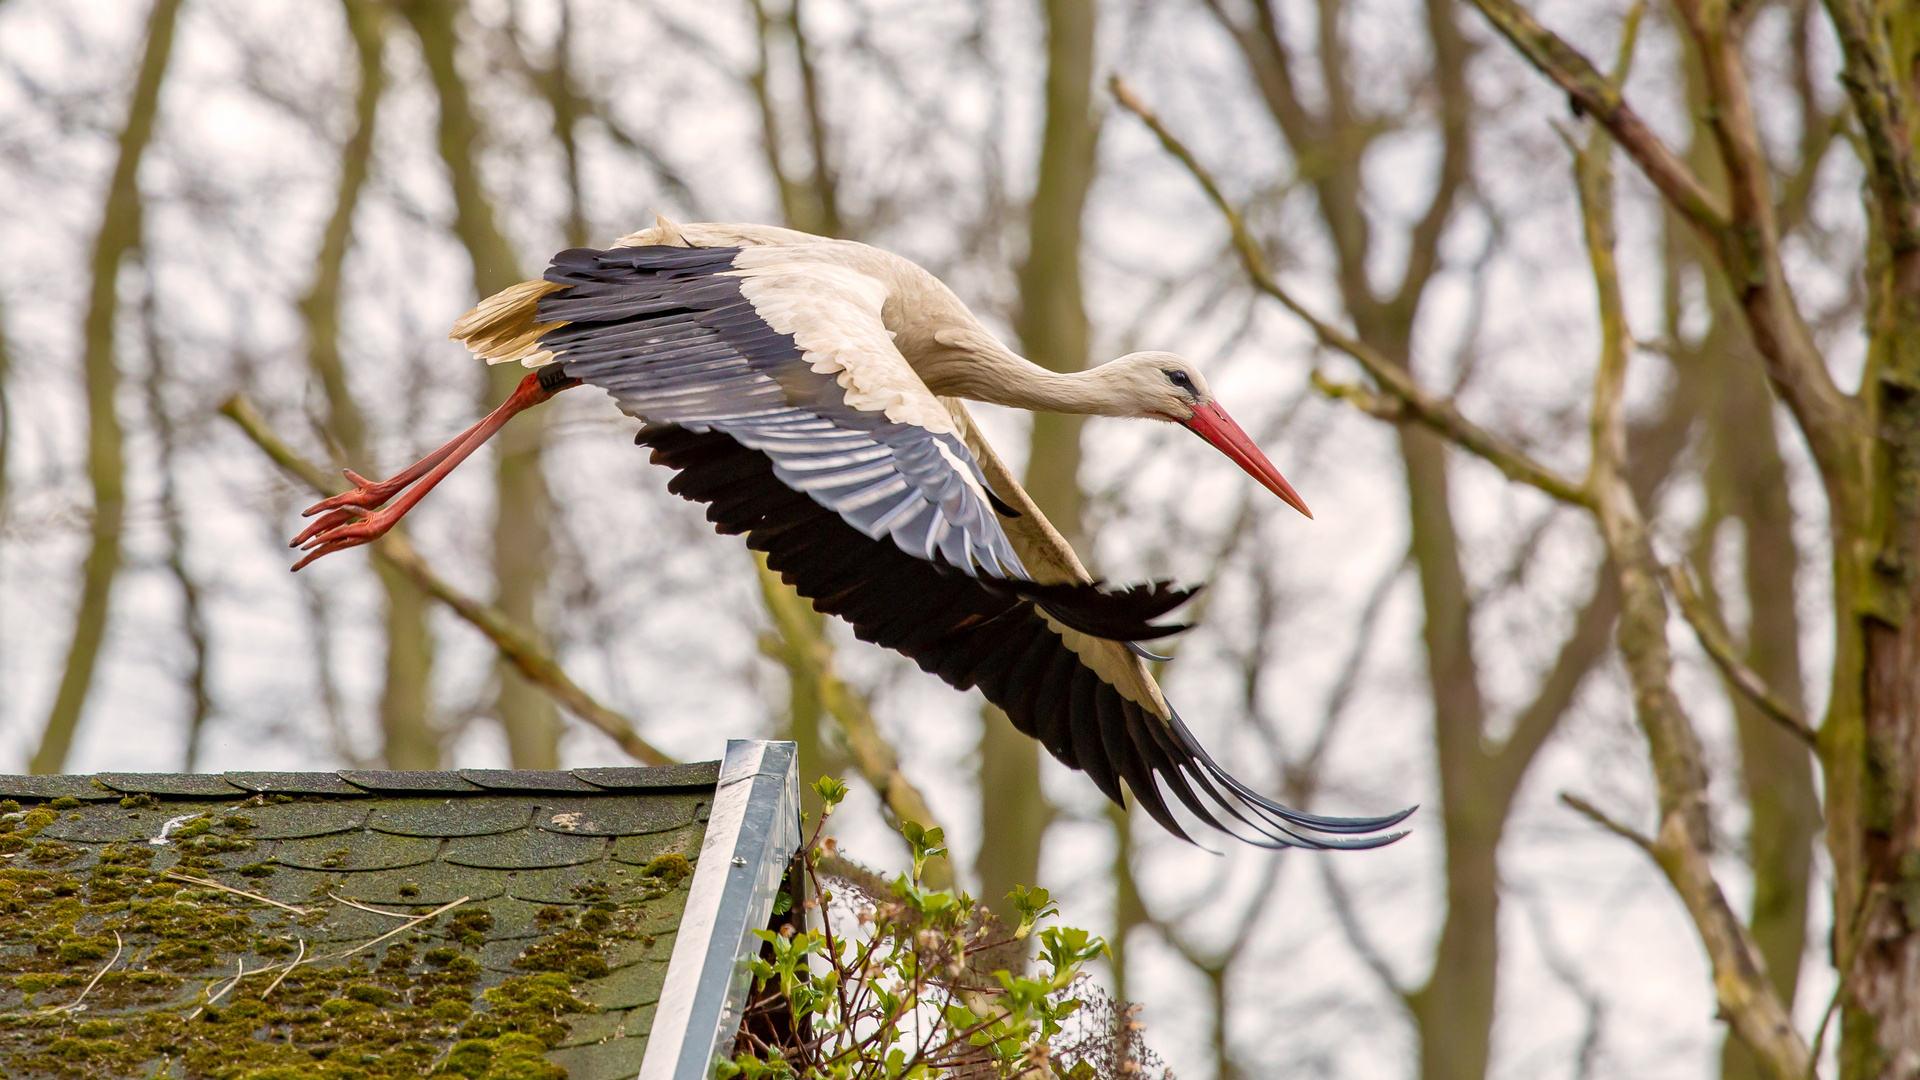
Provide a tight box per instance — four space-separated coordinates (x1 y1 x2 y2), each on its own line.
640 740 801 1080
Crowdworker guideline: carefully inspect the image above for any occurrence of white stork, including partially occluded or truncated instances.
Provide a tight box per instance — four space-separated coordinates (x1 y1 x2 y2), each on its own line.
292 219 1409 849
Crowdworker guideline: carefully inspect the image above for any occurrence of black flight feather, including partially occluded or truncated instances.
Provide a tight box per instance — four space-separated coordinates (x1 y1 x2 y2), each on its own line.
638 423 1410 850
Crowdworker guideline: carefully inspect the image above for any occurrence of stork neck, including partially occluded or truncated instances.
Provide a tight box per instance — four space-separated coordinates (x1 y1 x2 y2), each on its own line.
984 364 1129 416
916 330 1130 417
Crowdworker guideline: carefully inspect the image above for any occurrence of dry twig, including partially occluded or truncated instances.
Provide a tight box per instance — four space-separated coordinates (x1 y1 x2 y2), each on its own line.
260 938 307 1000
43 931 122 1014
337 895 470 959
164 870 314 916
327 892 419 919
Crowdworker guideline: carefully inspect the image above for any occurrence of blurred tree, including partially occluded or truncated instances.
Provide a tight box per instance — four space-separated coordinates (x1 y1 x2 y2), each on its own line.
30 0 182 775
1185 4 1600 1076
402 0 563 768
0 298 11 531
739 0 951 885
1449 0 1915 1071
978 0 1100 927
301 0 441 770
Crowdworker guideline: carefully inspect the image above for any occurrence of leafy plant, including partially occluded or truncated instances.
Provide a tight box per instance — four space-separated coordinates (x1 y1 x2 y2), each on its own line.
720 778 1160 1080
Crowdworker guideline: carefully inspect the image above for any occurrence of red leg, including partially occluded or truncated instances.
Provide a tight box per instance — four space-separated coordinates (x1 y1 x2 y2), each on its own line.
289 427 486 549
291 371 573 569
301 414 492 518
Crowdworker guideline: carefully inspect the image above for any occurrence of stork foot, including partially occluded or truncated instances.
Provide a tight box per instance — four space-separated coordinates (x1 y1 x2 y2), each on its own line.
299 468 407 518
287 370 573 570
291 506 406 571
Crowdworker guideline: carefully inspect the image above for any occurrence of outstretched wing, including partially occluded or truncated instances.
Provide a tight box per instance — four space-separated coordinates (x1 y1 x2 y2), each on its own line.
540 245 1028 580
641 419 1411 849
461 243 1194 643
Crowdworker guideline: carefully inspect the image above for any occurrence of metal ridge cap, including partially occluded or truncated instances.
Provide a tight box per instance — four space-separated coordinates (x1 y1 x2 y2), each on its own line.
639 740 801 1080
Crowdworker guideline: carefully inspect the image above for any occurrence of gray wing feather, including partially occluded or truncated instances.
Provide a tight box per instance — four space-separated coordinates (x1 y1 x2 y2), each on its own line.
538 246 1026 579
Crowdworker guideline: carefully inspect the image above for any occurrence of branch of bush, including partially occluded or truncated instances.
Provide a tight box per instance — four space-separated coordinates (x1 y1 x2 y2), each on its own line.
721 777 1158 1080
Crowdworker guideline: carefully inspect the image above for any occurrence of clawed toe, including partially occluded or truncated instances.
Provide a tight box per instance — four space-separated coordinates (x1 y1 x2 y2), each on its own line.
301 473 405 518
289 511 396 570
291 506 367 548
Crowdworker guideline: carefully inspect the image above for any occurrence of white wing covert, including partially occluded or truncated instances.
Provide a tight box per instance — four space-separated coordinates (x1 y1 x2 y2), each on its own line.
534 245 1026 580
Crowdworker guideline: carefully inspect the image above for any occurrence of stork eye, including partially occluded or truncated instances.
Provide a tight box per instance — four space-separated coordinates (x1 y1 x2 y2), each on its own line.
1164 369 1192 389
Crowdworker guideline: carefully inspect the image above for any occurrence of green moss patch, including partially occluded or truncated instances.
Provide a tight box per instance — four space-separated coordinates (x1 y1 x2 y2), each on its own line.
0 791 705 1079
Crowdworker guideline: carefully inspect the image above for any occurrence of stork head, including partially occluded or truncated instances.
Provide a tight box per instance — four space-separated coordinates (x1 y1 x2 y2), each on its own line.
1101 351 1312 519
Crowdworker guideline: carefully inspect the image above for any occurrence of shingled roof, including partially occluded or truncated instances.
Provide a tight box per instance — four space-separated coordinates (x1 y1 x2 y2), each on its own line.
0 740 802 1080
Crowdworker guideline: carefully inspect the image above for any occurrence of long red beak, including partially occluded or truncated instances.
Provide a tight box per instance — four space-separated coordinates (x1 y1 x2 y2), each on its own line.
1183 402 1312 519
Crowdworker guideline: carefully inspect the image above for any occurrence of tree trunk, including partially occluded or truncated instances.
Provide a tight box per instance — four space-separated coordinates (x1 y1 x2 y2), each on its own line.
975 0 1099 924
30 0 182 775
1824 8 1920 1075
302 0 440 771
1705 329 1817 1080
403 0 561 769
1835 115 1920 1080
1397 417 1500 1080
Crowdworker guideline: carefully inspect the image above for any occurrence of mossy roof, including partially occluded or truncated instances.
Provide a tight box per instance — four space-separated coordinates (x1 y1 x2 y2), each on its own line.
0 763 722 1080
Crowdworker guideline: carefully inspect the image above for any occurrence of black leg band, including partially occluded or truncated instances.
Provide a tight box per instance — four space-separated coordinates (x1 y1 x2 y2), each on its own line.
537 364 577 393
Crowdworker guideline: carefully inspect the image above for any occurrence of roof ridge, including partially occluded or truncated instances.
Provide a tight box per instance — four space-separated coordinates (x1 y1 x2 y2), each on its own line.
0 761 721 801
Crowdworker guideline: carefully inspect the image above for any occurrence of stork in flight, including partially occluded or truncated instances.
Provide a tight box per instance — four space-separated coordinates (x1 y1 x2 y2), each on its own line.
292 219 1409 849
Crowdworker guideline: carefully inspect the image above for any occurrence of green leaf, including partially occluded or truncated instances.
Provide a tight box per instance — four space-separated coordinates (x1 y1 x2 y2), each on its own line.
899 821 947 884
1008 883 1057 939
813 776 849 811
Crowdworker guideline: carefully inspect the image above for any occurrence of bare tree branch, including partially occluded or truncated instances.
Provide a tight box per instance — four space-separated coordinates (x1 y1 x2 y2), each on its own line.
1460 0 1859 493
1573 123 1810 1080
1461 0 1728 233
1662 563 1817 747
1110 76 1592 509
1559 792 1654 853
219 395 675 768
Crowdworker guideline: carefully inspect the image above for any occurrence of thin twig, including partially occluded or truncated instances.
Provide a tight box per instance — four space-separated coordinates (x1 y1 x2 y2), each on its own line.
1661 564 1817 747
164 870 314 916
337 895 470 958
219 395 673 766
327 892 418 919
1808 882 1887 1076
1559 793 1654 853
187 958 251 1018
1109 75 1592 509
43 931 122 1014
260 938 307 999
